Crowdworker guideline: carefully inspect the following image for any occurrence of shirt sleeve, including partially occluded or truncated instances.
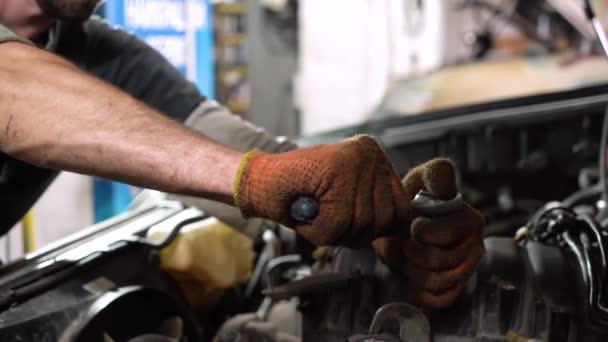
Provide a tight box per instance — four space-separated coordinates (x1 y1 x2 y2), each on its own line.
53 18 205 122
0 23 34 46
184 101 298 153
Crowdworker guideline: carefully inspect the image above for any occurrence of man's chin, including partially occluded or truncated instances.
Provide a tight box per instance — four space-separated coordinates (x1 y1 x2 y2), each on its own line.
36 0 101 21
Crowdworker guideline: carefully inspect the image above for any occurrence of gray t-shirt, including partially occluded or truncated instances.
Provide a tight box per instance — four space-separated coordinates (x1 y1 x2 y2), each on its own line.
0 25 33 45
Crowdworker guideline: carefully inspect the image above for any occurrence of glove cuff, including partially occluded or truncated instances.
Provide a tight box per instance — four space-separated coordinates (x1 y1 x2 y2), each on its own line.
233 149 260 209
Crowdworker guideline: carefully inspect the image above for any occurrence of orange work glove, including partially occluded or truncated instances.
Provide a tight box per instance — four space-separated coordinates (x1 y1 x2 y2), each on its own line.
373 159 484 309
234 135 409 247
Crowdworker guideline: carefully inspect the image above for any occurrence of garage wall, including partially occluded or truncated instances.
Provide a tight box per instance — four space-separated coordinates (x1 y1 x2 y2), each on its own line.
297 0 475 135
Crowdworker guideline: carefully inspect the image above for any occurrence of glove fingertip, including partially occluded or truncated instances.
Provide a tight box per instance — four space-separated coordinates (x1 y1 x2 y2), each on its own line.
422 158 457 200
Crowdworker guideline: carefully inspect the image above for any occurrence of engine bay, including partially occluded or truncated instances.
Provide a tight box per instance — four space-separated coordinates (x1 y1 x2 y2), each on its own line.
2 85 608 341
275 84 608 341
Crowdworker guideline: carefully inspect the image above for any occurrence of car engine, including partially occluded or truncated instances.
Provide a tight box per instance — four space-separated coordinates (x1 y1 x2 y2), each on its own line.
2 85 608 341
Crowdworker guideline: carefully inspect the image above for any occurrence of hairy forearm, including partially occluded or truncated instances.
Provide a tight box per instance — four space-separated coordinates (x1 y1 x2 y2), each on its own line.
0 42 242 203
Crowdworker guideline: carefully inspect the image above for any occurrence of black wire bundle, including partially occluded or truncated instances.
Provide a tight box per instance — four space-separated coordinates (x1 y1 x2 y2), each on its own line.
521 0 608 328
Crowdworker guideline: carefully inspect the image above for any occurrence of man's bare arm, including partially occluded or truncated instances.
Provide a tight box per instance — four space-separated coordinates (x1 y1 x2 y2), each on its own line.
0 42 242 203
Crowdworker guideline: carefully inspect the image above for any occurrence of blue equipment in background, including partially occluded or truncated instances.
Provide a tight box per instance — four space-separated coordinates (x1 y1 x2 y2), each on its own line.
94 0 215 222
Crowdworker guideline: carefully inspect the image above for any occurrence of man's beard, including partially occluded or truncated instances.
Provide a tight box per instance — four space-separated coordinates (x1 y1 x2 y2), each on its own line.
36 0 102 21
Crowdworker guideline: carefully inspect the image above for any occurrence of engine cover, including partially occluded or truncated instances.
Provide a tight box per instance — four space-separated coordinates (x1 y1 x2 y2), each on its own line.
300 237 607 341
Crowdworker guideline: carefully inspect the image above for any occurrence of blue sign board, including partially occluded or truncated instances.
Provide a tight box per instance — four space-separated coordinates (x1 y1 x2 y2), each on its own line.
94 0 215 221
104 0 215 97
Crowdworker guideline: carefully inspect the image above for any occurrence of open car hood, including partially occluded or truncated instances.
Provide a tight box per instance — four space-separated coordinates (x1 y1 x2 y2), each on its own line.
298 56 608 147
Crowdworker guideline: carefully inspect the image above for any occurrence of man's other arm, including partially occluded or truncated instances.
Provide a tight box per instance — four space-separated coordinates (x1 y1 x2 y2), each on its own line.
0 42 242 203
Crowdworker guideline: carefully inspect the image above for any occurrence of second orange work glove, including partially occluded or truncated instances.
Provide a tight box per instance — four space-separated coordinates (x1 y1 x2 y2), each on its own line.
234 135 409 247
373 159 485 309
